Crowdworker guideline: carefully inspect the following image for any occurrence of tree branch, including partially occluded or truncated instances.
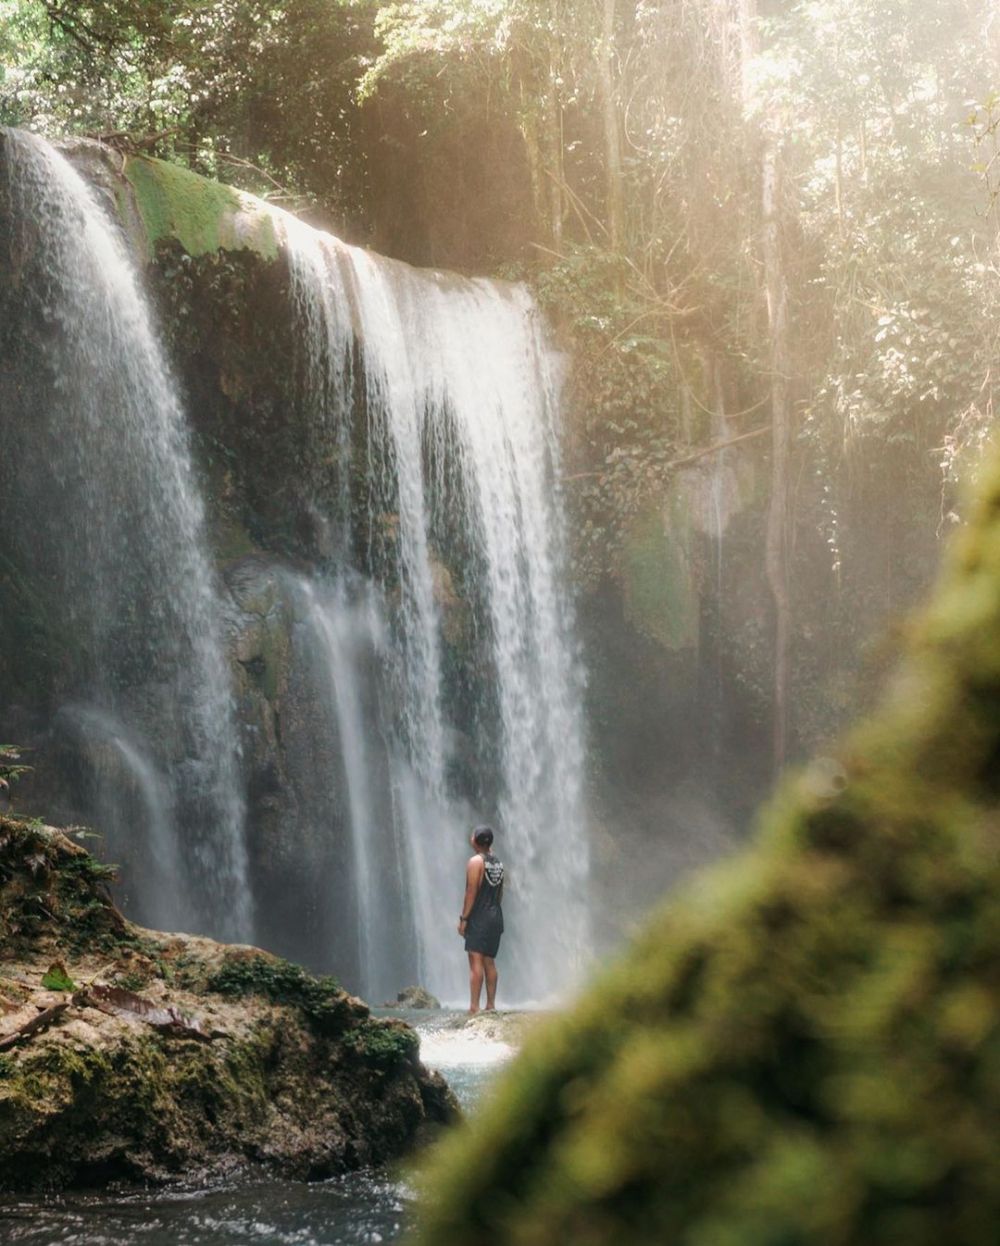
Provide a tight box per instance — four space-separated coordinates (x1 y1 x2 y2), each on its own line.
563 424 771 481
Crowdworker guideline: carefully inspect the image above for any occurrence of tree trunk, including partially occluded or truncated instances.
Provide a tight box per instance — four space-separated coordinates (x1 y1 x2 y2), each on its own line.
543 66 564 248
738 0 792 773
834 122 845 236
761 137 792 773
519 87 548 241
597 0 625 253
738 0 758 107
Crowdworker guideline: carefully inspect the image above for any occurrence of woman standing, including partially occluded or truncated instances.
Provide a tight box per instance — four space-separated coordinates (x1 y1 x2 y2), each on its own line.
457 826 504 1013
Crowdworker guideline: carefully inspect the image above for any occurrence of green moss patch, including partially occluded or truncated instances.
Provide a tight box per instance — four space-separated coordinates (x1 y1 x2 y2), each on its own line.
349 1018 420 1072
124 157 279 260
207 954 354 1035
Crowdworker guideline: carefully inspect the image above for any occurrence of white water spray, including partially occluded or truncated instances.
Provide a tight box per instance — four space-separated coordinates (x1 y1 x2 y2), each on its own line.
4 132 251 940
278 211 590 1002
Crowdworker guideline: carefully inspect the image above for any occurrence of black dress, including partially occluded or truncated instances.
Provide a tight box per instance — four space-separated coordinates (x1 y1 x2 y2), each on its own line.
464 853 504 957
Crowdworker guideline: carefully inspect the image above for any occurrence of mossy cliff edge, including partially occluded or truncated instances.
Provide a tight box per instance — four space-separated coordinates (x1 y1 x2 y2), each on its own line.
123 154 280 260
0 820 455 1193
415 439 1000 1245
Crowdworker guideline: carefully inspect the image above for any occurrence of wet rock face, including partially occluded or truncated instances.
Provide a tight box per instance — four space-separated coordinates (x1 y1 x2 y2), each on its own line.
222 556 359 973
414 442 1000 1244
0 818 457 1193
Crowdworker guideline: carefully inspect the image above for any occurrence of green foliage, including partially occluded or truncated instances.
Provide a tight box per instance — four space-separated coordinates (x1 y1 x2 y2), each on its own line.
60 853 117 884
0 744 31 792
207 955 350 1034
0 818 124 955
360 0 509 102
414 439 1000 1244
785 0 1000 480
363 0 1000 737
40 961 74 991
3 0 990 560
529 246 693 585
0 0 376 217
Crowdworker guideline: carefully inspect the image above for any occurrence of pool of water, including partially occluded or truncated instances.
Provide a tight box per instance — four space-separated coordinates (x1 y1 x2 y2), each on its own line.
0 1012 515 1246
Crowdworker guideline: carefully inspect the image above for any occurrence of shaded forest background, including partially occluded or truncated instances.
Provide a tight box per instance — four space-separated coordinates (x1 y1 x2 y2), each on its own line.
3 0 1000 900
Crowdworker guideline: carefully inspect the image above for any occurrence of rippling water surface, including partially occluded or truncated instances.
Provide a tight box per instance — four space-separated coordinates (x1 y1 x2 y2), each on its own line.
0 1173 409 1246
0 1013 515 1246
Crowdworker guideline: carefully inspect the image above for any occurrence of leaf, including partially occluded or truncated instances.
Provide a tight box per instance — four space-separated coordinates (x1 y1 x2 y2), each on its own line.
25 854 49 878
42 961 75 992
83 984 218 1042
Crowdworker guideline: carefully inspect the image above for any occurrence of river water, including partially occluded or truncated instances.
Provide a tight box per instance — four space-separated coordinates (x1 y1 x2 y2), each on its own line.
0 1013 514 1246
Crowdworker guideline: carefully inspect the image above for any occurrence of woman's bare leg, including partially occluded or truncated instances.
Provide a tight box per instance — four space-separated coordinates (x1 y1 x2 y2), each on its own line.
484 957 498 1010
467 952 485 1013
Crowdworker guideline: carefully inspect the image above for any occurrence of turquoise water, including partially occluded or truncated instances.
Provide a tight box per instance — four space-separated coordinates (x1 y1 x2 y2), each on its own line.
0 1013 514 1246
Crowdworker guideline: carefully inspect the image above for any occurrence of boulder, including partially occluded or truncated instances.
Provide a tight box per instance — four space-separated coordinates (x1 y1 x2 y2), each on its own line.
395 986 441 1010
0 818 457 1193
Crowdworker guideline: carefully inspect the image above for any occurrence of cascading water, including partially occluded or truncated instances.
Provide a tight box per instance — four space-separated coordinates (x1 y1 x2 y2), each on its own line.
0 128 587 998
279 211 590 1003
292 574 404 999
0 132 250 940
54 705 187 933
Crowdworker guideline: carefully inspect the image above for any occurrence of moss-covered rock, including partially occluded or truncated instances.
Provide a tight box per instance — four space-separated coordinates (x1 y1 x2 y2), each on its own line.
414 438 1000 1245
0 819 456 1192
0 820 127 958
124 156 279 260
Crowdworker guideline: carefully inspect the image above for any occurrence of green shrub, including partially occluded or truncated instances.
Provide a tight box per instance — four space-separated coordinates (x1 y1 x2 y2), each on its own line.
0 819 126 955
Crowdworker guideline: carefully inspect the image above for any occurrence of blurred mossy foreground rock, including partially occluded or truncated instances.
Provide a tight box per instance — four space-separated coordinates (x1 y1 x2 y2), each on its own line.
416 442 1000 1246
0 821 455 1192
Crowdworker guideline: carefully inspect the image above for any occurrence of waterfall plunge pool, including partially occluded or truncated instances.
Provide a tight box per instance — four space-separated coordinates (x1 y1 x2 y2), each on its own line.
0 1011 518 1246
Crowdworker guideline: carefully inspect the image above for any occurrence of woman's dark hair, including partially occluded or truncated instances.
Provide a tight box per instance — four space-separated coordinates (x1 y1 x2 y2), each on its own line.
473 826 494 849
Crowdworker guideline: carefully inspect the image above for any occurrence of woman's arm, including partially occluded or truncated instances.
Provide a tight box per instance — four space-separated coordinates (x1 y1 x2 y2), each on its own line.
457 856 485 935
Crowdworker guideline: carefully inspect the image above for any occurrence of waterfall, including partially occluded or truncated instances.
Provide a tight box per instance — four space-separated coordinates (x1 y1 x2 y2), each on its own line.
54 706 190 933
279 214 590 1003
0 129 588 999
0 132 251 940
293 575 401 999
